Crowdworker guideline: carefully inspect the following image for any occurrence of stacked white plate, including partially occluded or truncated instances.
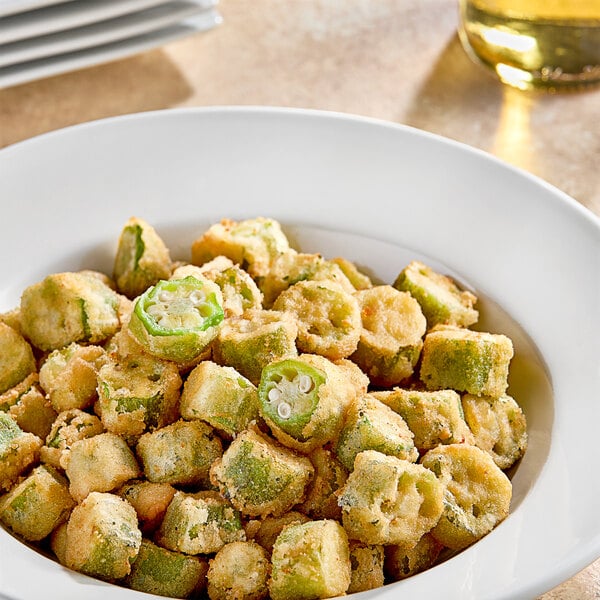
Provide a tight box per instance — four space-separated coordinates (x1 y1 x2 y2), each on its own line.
0 0 222 88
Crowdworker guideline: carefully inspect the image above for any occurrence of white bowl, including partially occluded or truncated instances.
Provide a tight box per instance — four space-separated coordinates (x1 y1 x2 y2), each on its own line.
0 107 598 600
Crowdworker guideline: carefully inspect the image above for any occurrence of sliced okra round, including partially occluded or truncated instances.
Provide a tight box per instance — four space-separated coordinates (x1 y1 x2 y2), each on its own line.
128 276 224 363
258 354 357 453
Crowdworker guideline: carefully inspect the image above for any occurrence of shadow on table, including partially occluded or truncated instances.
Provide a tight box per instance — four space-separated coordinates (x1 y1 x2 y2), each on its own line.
0 48 193 148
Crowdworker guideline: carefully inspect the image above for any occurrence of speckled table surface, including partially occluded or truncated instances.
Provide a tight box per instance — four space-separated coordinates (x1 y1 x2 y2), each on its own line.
0 1 598 598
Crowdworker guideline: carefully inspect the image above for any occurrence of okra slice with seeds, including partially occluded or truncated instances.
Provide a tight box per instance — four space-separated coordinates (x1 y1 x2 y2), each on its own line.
213 309 298 385
20 271 121 351
272 280 361 360
95 356 182 438
421 443 512 550
420 326 514 397
351 285 427 387
113 216 172 299
125 538 208 598
347 541 385 594
180 360 259 438
394 260 479 329
337 450 444 547
0 322 36 394
64 492 142 581
258 354 357 453
334 395 419 471
0 464 75 541
156 490 245 555
128 276 224 363
269 519 351 600
210 427 313 518
384 533 444 581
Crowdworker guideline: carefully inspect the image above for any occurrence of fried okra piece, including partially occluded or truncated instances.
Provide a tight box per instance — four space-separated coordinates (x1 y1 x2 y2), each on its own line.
420 327 514 397
298 448 347 520
39 343 107 412
95 356 181 438
371 388 474 452
128 276 224 363
126 539 208 598
0 412 42 491
384 533 444 581
394 261 478 329
269 520 351 600
260 251 355 307
180 361 259 438
113 216 172 299
136 420 222 487
207 541 270 600
461 393 528 470
62 432 140 502
0 374 57 440
0 322 36 394
335 395 418 471
202 264 264 318
41 409 104 469
351 285 427 387
251 511 311 552
421 443 512 550
20 271 121 351
64 492 141 581
272 280 361 360
50 521 68 564
258 355 357 453
0 464 75 541
338 450 444 547
157 490 245 555
347 541 385 594
210 427 313 518
118 480 176 534
330 257 373 290
213 309 298 385
191 217 291 279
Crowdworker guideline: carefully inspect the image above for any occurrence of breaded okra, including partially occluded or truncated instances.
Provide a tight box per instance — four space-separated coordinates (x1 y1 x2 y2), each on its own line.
118 480 176 534
64 492 141 581
351 285 427 386
191 217 291 280
421 443 512 550
157 490 245 555
394 261 478 329
250 511 310 552
269 520 351 600
210 427 313 517
136 419 222 487
126 538 208 598
461 393 528 470
384 533 444 581
258 354 357 453
113 216 172 299
347 541 385 594
420 326 514 397
0 412 42 491
128 276 224 364
213 309 298 385
207 541 270 600
0 464 75 541
62 432 140 502
180 360 259 438
0 322 36 394
273 280 361 360
371 387 474 452
335 395 418 471
38 343 106 412
20 271 121 351
338 450 444 547
95 355 182 438
0 374 57 440
40 409 104 470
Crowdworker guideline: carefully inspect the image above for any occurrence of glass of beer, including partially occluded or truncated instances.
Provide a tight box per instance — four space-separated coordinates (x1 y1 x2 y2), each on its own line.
458 0 600 90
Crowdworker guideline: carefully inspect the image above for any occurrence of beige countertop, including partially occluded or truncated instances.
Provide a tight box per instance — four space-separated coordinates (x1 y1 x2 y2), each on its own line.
0 1 599 598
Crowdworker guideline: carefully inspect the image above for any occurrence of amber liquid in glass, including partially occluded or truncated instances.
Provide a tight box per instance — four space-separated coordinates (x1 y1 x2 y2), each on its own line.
459 0 600 89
